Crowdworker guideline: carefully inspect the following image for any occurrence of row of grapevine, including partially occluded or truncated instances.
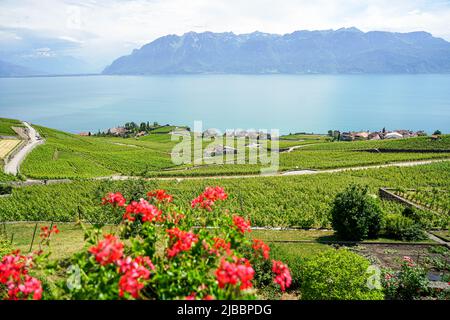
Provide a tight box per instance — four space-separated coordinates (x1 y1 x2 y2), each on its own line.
2 162 449 229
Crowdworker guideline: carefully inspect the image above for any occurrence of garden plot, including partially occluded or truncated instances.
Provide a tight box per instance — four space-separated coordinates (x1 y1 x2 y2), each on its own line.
0 139 21 159
352 244 449 280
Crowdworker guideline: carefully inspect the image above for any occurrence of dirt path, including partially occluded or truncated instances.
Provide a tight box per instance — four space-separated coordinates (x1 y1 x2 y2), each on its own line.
285 145 308 153
4 122 44 175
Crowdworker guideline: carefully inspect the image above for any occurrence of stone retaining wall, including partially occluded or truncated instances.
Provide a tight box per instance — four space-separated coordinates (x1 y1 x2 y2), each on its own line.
379 188 440 214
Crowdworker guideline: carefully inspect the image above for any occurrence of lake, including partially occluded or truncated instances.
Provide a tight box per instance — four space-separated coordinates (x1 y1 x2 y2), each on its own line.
0 74 449 134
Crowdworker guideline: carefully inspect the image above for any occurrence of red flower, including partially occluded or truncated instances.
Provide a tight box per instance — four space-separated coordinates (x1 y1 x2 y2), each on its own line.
117 256 155 274
124 199 161 222
402 256 415 267
16 275 43 300
185 293 196 300
147 189 173 203
89 235 124 266
191 186 228 211
160 211 185 225
185 293 215 300
166 228 198 258
0 252 42 300
39 225 60 239
203 237 232 256
272 260 292 292
102 192 126 207
117 256 154 299
252 239 270 260
215 256 254 290
232 215 251 234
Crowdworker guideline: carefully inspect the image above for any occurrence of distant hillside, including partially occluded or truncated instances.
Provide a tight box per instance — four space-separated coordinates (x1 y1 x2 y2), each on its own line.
0 59 39 77
103 28 450 75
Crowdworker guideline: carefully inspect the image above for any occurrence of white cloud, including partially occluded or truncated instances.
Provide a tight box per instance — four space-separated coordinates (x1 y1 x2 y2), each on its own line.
1 0 450 68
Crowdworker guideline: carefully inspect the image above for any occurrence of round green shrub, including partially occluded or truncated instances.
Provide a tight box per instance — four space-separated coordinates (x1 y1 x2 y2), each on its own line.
383 214 426 241
300 249 384 300
330 184 382 240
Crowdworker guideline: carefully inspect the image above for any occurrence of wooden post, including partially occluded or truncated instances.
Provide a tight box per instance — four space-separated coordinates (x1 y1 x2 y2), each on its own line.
29 223 38 253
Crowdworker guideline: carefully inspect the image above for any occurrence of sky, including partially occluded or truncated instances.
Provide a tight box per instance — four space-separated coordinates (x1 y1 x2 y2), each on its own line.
1 0 450 71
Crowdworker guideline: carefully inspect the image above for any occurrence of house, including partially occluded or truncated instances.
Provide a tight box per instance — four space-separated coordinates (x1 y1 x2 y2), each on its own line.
416 131 427 137
224 130 271 140
384 132 403 139
109 127 128 136
368 132 381 140
204 145 237 157
431 135 442 141
246 131 260 139
396 130 415 138
354 132 369 140
78 132 91 137
340 132 354 141
136 131 147 137
203 128 221 138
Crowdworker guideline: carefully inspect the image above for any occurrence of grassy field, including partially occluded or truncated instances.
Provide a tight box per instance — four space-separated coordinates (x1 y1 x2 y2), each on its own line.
1 162 449 229
4 222 435 262
16 122 450 179
21 126 179 179
0 118 24 136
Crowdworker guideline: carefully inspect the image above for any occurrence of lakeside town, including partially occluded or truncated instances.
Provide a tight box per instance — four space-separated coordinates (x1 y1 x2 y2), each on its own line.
78 121 443 142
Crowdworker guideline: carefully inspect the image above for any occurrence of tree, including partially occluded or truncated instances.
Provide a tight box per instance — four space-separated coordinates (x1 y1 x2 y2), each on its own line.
330 184 382 241
433 130 442 135
140 122 147 132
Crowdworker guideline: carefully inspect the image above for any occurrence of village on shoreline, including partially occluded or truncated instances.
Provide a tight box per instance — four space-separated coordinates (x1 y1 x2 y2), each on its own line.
77 120 444 143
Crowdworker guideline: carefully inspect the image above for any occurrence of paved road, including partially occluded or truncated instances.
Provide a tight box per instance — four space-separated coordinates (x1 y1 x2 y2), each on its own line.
4 122 43 175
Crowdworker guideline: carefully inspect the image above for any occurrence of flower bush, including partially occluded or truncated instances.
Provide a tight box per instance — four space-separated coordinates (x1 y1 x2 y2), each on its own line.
382 256 429 300
0 186 292 300
0 224 58 300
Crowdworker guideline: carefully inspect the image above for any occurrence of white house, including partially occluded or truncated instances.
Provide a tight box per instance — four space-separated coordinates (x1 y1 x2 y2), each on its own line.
384 132 403 139
204 145 237 157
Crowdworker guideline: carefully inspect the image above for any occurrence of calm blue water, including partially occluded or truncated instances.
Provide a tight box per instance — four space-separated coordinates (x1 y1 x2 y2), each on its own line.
0 75 449 134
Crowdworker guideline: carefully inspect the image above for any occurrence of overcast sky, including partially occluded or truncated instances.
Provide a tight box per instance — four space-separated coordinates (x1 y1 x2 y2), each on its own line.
1 0 450 69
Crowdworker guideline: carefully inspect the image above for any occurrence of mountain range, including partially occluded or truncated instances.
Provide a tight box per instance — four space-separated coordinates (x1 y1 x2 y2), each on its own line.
103 28 450 75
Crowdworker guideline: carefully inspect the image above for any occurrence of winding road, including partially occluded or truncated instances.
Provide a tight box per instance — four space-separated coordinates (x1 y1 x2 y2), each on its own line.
4 122 43 175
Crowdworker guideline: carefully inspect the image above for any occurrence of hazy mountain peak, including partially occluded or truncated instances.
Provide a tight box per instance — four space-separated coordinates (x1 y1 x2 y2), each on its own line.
103 28 450 75
336 27 363 33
